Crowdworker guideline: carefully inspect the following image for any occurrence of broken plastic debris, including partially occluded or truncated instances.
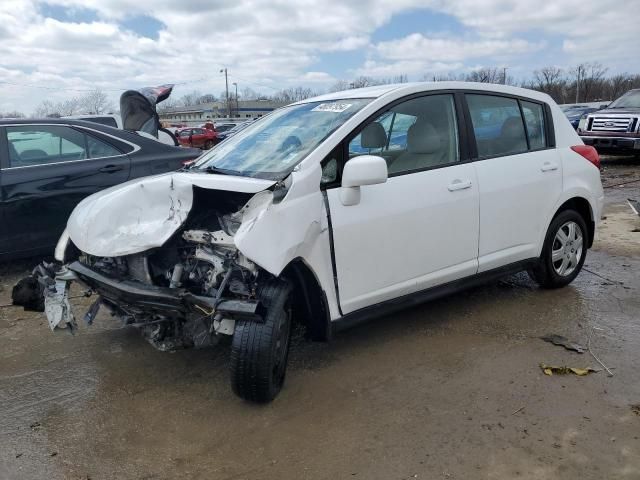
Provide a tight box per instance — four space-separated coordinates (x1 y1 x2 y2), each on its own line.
540 364 598 376
540 334 586 353
44 280 77 333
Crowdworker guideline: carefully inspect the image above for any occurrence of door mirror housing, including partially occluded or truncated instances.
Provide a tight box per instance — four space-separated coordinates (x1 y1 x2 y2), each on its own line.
340 155 388 206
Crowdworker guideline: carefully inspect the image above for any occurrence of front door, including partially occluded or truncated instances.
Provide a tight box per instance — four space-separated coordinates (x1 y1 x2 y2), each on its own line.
190 128 207 148
325 94 480 314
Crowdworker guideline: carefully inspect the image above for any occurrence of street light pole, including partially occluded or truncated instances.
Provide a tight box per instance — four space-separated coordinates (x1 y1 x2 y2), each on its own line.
232 82 238 118
220 68 230 118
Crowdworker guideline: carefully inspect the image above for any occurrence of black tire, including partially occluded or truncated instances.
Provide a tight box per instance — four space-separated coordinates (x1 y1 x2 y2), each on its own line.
230 278 293 403
204 140 214 150
529 209 588 289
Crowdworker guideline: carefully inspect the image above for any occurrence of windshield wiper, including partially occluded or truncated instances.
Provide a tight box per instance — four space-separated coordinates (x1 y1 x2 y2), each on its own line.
202 166 241 176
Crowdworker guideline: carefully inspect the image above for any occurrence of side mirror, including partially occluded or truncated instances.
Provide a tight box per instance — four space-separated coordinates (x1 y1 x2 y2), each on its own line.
340 155 388 206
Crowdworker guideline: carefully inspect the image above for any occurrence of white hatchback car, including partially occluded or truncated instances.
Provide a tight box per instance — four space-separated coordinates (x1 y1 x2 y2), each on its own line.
45 82 603 402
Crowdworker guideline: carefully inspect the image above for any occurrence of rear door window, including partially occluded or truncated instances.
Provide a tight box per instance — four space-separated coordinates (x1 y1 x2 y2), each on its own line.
466 94 528 157
7 125 87 167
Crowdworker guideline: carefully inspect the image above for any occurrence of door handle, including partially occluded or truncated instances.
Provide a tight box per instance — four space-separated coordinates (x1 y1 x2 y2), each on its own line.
540 162 558 172
447 179 472 191
99 165 124 174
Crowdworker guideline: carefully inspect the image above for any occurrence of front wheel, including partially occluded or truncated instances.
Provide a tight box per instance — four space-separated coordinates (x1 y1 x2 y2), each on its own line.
230 278 293 403
529 209 588 289
204 140 214 149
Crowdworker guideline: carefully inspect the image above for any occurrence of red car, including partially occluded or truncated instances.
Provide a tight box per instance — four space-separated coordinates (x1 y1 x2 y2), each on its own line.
176 127 218 149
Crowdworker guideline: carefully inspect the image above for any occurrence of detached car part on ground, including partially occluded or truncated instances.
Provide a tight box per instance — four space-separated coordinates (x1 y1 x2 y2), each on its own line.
15 82 604 403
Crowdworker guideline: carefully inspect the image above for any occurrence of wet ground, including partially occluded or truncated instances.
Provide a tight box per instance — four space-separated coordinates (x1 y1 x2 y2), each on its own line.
1 157 640 480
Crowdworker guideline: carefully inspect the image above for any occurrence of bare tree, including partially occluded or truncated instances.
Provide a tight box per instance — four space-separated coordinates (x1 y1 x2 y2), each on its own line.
608 74 634 100
59 98 80 116
271 86 317 103
79 88 113 114
33 100 58 118
178 90 203 107
350 76 377 88
328 80 350 93
530 67 567 103
465 68 504 83
240 87 261 100
377 74 409 85
533 66 563 89
156 98 179 113
582 62 608 101
423 72 460 82
0 110 25 118
198 93 217 104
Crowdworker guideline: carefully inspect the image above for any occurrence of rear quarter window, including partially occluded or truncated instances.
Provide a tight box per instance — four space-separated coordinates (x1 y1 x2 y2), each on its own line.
520 101 546 150
81 129 135 154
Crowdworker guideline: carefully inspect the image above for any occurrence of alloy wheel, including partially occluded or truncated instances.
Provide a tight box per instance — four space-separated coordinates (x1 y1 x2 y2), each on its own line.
551 220 584 276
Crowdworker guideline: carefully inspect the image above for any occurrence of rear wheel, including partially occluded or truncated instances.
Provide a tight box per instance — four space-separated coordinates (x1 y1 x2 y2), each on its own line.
230 278 293 403
204 140 214 149
529 209 587 289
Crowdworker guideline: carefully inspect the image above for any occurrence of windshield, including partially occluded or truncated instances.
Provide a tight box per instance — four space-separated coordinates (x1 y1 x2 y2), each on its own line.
608 90 640 109
194 99 372 179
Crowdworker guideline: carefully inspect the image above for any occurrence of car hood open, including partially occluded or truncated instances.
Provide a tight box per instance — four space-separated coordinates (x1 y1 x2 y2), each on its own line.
66 171 276 257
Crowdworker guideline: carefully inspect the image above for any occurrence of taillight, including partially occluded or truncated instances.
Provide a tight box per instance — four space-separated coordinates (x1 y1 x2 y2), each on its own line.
570 145 600 169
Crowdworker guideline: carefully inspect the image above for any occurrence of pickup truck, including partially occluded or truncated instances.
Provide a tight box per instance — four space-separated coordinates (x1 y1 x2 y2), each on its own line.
579 89 640 155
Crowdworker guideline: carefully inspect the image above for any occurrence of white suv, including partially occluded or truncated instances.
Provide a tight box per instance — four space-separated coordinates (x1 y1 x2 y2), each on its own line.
45 82 604 402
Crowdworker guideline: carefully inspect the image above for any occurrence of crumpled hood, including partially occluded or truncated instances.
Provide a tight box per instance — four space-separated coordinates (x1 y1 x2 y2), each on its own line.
67 171 276 257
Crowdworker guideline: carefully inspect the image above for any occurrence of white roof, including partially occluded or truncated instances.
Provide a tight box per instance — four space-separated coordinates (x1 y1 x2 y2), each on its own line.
298 81 552 104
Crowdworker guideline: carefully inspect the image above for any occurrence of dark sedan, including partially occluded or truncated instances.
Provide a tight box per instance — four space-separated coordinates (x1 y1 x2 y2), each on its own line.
564 106 601 129
0 119 201 260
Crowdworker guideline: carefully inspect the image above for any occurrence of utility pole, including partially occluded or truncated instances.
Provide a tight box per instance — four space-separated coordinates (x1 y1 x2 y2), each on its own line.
233 82 238 118
220 68 230 118
575 66 582 103
503 67 507 85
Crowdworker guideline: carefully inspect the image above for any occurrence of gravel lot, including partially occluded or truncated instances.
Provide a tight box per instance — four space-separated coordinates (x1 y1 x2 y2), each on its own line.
1 157 639 480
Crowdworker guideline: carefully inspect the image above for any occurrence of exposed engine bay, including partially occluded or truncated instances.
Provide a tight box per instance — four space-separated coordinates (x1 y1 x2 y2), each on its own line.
36 187 275 351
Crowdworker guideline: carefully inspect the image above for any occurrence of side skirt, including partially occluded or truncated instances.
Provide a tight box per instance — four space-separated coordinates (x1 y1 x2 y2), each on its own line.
331 258 539 335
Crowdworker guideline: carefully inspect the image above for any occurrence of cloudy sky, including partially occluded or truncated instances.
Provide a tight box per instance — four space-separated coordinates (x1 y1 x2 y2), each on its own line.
1 0 638 114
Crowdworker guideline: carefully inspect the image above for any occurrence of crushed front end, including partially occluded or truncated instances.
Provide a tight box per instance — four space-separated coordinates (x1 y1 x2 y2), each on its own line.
43 187 272 351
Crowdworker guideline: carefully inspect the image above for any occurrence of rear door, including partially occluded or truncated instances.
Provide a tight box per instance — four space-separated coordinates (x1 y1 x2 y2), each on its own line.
0 124 131 257
465 94 562 272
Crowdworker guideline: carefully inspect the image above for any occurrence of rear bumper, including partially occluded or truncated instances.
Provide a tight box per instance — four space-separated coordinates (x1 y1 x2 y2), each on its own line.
68 261 265 321
580 135 640 152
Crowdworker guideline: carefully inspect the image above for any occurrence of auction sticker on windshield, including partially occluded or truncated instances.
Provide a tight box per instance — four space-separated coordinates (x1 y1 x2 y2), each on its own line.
311 103 353 113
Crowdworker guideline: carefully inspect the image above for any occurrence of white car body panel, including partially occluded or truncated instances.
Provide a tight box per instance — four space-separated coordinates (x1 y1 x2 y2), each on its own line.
66 171 275 257
475 148 563 272
60 81 604 327
327 164 479 314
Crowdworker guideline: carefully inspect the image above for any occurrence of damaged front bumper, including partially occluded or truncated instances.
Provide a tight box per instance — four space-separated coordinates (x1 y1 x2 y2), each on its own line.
42 260 266 350
67 261 265 321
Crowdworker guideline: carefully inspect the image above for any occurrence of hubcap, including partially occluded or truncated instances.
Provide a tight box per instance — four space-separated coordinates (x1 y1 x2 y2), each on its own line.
551 220 583 277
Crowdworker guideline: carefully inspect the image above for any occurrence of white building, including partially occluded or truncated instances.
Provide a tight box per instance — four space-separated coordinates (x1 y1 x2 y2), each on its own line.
159 99 287 125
